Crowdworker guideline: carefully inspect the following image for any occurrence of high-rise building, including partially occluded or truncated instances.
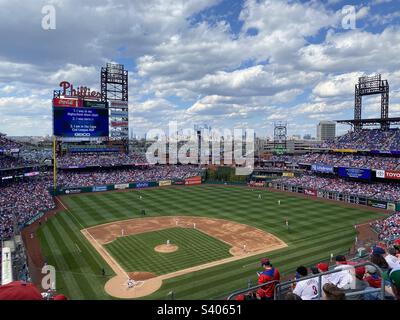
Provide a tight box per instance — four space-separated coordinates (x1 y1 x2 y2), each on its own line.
317 121 336 141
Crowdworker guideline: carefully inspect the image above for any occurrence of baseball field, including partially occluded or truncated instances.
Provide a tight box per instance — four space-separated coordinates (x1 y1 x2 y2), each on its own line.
34 185 386 300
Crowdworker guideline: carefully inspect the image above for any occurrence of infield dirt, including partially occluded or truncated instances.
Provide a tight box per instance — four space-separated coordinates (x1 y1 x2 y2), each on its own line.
81 216 287 299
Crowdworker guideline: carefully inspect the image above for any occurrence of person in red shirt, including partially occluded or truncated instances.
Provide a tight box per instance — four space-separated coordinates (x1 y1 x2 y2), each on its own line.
257 258 280 300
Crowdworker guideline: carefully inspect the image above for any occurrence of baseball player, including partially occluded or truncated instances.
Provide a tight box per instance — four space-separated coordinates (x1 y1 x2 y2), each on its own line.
278 200 281 205
139 195 142 200
127 279 135 289
292 266 319 300
285 218 289 230
121 228 124 237
258 194 262 199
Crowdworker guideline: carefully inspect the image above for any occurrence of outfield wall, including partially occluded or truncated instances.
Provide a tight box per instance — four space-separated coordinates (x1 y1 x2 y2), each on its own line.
51 175 203 196
271 182 398 212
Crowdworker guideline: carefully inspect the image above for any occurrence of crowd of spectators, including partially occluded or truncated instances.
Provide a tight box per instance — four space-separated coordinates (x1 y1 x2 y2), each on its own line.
57 165 201 188
0 177 55 240
274 175 400 201
0 135 21 151
57 153 148 168
19 149 52 164
320 129 400 151
0 156 32 170
371 213 400 243
238 246 400 300
269 153 400 171
0 165 201 240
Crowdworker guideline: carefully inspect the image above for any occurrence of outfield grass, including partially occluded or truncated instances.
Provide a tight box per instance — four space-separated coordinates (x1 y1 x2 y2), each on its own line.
105 227 232 275
37 185 386 300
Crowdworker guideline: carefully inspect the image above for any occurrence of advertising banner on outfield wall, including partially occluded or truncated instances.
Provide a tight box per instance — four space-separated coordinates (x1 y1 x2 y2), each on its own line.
159 180 172 187
338 167 371 180
114 183 129 190
185 176 202 185
387 203 396 211
367 199 387 210
304 189 317 197
173 180 185 185
312 164 334 174
64 189 82 194
92 186 108 192
135 182 150 189
248 181 265 187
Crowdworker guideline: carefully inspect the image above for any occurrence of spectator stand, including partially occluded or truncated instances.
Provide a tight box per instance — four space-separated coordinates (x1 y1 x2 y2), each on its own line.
227 262 386 300
1 235 29 285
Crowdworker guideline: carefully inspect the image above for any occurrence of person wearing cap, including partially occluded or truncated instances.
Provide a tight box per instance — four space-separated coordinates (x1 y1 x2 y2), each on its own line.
292 266 319 300
371 247 389 269
370 248 391 287
364 265 381 288
316 262 332 287
362 265 386 300
256 258 280 300
0 281 43 300
328 255 354 290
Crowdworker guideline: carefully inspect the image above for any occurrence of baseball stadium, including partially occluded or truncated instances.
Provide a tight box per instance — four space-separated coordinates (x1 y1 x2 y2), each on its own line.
1 1 400 306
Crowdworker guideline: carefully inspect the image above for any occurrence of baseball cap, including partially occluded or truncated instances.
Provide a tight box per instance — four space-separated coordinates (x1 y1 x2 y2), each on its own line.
394 238 400 245
0 281 43 300
316 262 329 272
235 294 245 301
260 258 271 266
366 265 377 274
372 246 385 255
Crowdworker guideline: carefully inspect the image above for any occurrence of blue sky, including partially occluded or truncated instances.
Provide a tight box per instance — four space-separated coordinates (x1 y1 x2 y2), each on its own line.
0 0 399 138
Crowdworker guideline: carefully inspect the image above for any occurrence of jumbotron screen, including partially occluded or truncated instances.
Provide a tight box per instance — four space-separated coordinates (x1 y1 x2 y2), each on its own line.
53 106 109 138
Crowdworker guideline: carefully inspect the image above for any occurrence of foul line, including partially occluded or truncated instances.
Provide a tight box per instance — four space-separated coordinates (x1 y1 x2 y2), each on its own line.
56 197 130 280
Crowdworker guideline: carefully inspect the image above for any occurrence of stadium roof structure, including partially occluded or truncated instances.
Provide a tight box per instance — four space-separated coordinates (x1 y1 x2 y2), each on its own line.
336 117 400 127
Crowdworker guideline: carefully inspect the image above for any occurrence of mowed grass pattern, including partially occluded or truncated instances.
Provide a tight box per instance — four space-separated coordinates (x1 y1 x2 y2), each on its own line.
105 228 232 275
37 185 386 300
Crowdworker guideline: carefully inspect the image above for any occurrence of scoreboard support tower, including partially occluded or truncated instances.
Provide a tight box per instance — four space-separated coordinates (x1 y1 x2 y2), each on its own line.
101 63 129 153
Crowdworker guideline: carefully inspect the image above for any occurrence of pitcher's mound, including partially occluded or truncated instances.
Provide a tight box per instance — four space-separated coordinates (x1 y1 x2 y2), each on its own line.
154 244 178 253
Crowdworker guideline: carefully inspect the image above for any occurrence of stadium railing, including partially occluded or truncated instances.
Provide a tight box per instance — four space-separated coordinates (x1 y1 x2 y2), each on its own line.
226 262 386 300
226 280 280 300
1 246 13 285
274 261 385 300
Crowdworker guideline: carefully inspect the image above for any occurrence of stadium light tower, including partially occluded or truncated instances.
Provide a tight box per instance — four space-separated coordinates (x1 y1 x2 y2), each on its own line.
354 74 389 131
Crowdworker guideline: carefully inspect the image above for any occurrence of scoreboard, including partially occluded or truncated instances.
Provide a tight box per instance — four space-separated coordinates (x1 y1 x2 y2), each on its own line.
53 98 109 138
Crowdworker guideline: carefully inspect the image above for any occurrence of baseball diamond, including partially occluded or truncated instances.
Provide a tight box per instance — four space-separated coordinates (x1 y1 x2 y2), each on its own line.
28 185 386 300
